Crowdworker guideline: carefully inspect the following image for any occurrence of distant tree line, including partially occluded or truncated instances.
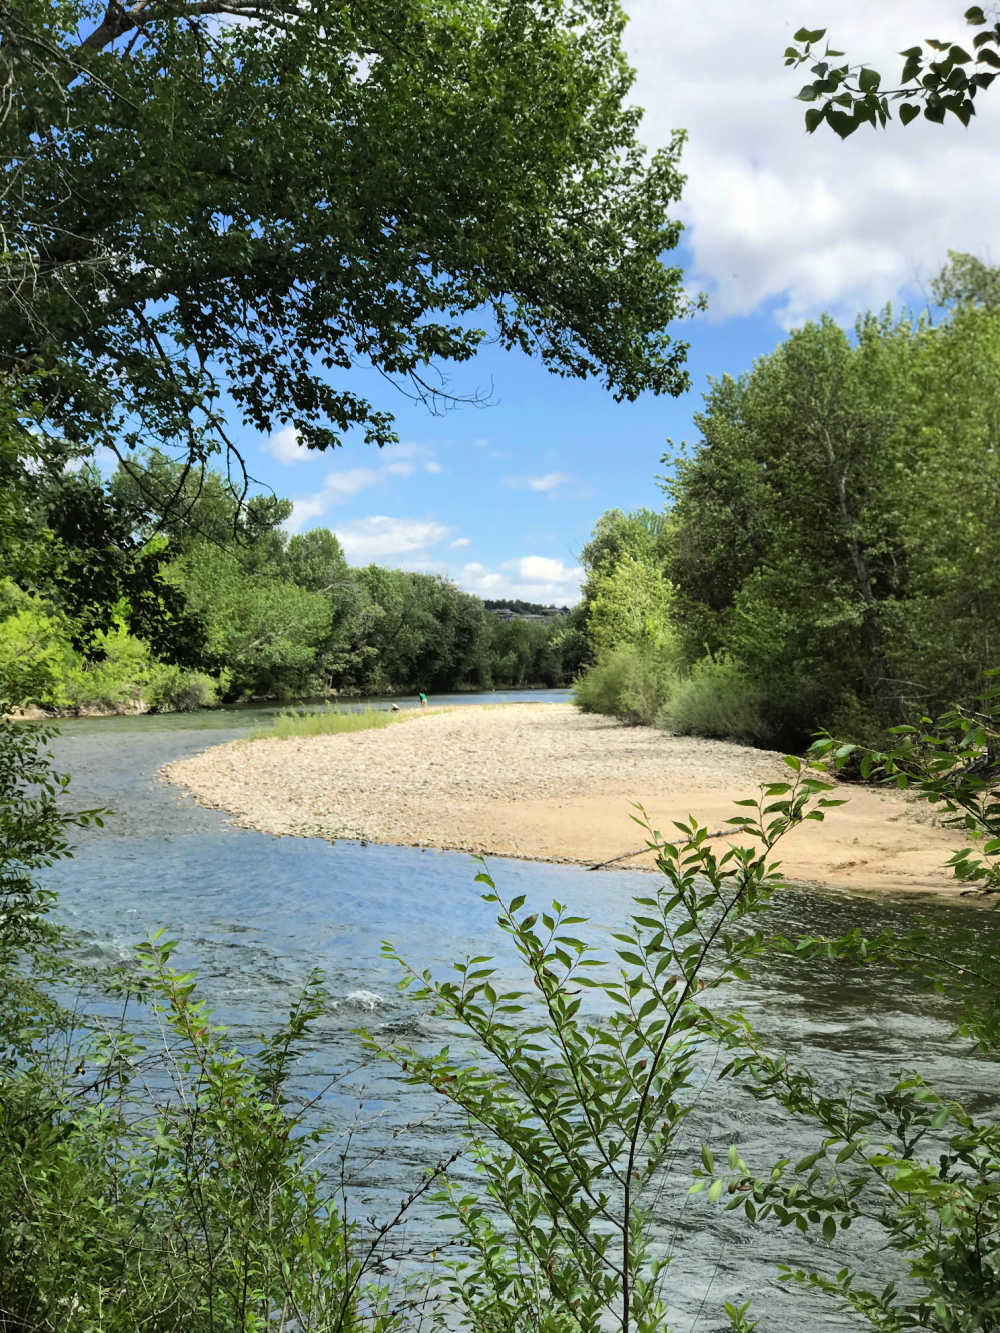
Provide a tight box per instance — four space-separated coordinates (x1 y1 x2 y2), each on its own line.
575 255 1000 750
0 449 587 712
483 599 570 617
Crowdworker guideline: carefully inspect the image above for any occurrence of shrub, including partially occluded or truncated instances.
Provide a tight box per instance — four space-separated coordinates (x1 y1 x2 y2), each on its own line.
60 624 151 712
658 654 767 744
145 663 219 712
0 582 73 709
573 638 678 725
372 767 848 1331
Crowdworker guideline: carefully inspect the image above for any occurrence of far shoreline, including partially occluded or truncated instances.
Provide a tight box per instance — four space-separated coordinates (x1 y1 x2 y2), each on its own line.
163 702 981 902
12 684 571 724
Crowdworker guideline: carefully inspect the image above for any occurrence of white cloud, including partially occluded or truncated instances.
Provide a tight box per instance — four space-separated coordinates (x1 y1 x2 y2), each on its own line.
506 555 583 585
332 516 450 560
384 444 443 476
324 468 380 499
458 555 583 605
264 425 309 465
286 496 328 531
286 467 379 532
449 537 471 549
502 471 570 492
461 561 504 591
623 0 1000 326
283 441 444 532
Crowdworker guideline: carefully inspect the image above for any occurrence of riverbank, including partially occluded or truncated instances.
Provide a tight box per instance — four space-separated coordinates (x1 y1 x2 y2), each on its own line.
163 702 974 897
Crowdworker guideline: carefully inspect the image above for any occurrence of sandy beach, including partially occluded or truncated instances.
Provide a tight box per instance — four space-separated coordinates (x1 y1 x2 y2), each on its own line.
163 702 975 898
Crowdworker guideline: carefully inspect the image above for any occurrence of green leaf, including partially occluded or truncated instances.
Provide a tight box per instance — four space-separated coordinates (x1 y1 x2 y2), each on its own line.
796 1150 824 1172
827 108 859 137
794 27 827 44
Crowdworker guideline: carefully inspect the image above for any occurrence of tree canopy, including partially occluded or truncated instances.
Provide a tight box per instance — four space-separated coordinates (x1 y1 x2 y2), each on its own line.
932 250 1000 310
3 0 694 486
0 446 585 709
573 289 1000 749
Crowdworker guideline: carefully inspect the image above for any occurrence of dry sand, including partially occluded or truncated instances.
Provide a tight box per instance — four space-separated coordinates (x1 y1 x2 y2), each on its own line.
163 702 976 899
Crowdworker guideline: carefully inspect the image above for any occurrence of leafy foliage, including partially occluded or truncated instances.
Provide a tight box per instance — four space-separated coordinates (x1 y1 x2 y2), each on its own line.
373 759 847 1331
932 250 1000 311
661 305 1000 749
786 8 1000 137
657 654 766 744
0 718 427 1331
815 680 1000 903
1 449 584 710
572 638 677 726
571 508 678 725
0 710 104 1065
3 0 694 480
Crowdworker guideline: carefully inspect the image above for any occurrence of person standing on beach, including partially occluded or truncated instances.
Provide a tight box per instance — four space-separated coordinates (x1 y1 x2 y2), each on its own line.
419 691 427 709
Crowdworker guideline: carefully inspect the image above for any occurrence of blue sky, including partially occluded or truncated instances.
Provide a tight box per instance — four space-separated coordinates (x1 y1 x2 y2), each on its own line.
222 0 1000 606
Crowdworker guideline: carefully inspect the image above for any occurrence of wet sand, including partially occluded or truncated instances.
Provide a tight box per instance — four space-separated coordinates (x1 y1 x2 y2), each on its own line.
163 703 974 898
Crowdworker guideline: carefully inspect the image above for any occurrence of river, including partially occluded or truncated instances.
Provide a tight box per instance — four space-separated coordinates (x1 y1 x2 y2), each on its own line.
37 692 999 1331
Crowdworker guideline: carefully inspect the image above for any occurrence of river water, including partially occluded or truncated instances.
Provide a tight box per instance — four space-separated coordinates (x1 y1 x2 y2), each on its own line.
37 692 1000 1331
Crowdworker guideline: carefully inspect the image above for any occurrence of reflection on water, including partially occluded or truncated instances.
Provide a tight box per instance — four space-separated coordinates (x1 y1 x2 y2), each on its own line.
37 695 1000 1331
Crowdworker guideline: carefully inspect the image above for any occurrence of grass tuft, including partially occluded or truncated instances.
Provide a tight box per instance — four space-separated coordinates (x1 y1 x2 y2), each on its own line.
247 706 423 741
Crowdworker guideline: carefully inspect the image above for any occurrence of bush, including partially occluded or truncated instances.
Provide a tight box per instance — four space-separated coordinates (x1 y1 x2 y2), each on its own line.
658 655 767 744
0 582 73 709
573 638 678 725
145 663 219 712
59 624 151 713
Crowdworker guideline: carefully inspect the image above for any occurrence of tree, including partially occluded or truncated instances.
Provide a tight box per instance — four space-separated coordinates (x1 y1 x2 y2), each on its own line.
663 305 1000 748
108 450 291 556
786 7 1000 138
574 509 678 724
579 507 672 582
585 552 673 658
4 0 695 490
579 506 673 647
168 544 332 698
1 426 209 669
665 314 917 745
931 250 1000 310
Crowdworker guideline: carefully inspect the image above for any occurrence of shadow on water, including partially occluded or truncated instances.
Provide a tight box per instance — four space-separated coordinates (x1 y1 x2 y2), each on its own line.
37 695 1000 1331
